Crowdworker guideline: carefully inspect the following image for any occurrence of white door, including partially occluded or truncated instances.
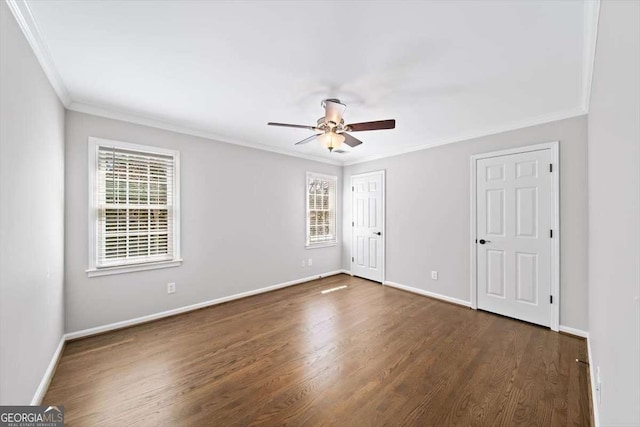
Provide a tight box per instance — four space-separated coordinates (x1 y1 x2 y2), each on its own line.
476 149 553 327
351 171 384 283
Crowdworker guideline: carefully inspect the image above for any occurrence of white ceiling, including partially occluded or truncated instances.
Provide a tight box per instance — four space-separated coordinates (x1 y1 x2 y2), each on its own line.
20 0 594 164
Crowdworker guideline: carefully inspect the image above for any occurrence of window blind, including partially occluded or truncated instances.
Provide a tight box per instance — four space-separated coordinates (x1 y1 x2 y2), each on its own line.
307 174 337 246
96 146 175 267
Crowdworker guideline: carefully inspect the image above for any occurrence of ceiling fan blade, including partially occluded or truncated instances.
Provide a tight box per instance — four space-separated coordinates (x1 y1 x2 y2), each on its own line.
294 134 319 145
323 99 346 124
342 133 364 148
268 122 317 130
347 119 396 132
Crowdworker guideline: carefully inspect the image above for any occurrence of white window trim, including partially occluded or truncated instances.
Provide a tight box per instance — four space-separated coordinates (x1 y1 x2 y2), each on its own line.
86 137 182 277
305 172 339 249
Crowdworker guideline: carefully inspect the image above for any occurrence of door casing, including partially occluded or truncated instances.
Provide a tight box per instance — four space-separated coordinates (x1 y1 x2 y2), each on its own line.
470 142 560 331
350 170 386 283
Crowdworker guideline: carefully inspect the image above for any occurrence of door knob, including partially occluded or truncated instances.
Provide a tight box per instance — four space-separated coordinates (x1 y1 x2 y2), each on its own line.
373 231 382 236
478 239 491 244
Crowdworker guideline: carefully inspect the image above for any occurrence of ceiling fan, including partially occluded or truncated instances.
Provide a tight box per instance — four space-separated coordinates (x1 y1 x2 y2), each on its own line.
267 99 395 153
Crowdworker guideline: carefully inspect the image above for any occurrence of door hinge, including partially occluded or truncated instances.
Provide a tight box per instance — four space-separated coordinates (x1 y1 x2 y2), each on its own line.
550 295 553 304
352 186 354 191
352 257 354 262
549 163 553 173
550 229 553 238
352 221 354 227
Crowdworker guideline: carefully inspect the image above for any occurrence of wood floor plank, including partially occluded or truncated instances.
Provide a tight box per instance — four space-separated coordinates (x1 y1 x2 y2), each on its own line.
44 274 591 426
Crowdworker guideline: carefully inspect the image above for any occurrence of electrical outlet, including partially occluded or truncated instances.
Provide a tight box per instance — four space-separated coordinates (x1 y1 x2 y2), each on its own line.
167 282 176 294
431 271 438 280
308 258 313 266
301 260 306 268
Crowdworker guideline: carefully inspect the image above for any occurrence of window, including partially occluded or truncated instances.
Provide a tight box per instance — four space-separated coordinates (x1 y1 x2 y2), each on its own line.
306 172 337 247
87 137 181 276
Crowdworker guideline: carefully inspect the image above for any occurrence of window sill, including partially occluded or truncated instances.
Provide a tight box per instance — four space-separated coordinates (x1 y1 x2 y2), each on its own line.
306 242 339 249
86 259 183 277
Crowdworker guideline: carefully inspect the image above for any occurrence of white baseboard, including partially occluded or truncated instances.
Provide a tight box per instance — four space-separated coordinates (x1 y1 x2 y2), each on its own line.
559 325 589 338
320 270 350 278
559 326 597 426
65 270 346 340
587 335 600 427
31 335 65 405
383 280 472 308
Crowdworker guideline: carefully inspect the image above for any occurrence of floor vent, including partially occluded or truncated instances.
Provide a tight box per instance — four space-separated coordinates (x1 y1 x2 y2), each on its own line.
321 285 348 294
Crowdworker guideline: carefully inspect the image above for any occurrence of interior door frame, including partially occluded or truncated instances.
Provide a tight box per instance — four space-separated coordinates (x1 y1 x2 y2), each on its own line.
470 141 560 331
350 170 386 283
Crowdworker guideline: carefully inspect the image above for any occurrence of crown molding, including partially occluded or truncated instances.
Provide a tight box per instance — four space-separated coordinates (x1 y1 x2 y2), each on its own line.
582 0 601 112
8 0 595 168
5 0 71 106
68 103 587 169
342 107 587 166
6 0 339 165
67 101 343 166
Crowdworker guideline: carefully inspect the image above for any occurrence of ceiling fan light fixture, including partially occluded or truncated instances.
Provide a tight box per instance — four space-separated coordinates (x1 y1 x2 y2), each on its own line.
319 132 345 152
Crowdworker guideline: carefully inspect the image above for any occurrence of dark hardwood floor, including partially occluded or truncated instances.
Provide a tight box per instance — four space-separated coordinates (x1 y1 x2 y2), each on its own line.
44 274 591 426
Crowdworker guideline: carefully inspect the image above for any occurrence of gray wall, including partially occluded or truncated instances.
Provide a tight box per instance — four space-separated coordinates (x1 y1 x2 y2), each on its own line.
65 111 342 333
0 2 65 404
587 1 640 425
342 116 588 331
